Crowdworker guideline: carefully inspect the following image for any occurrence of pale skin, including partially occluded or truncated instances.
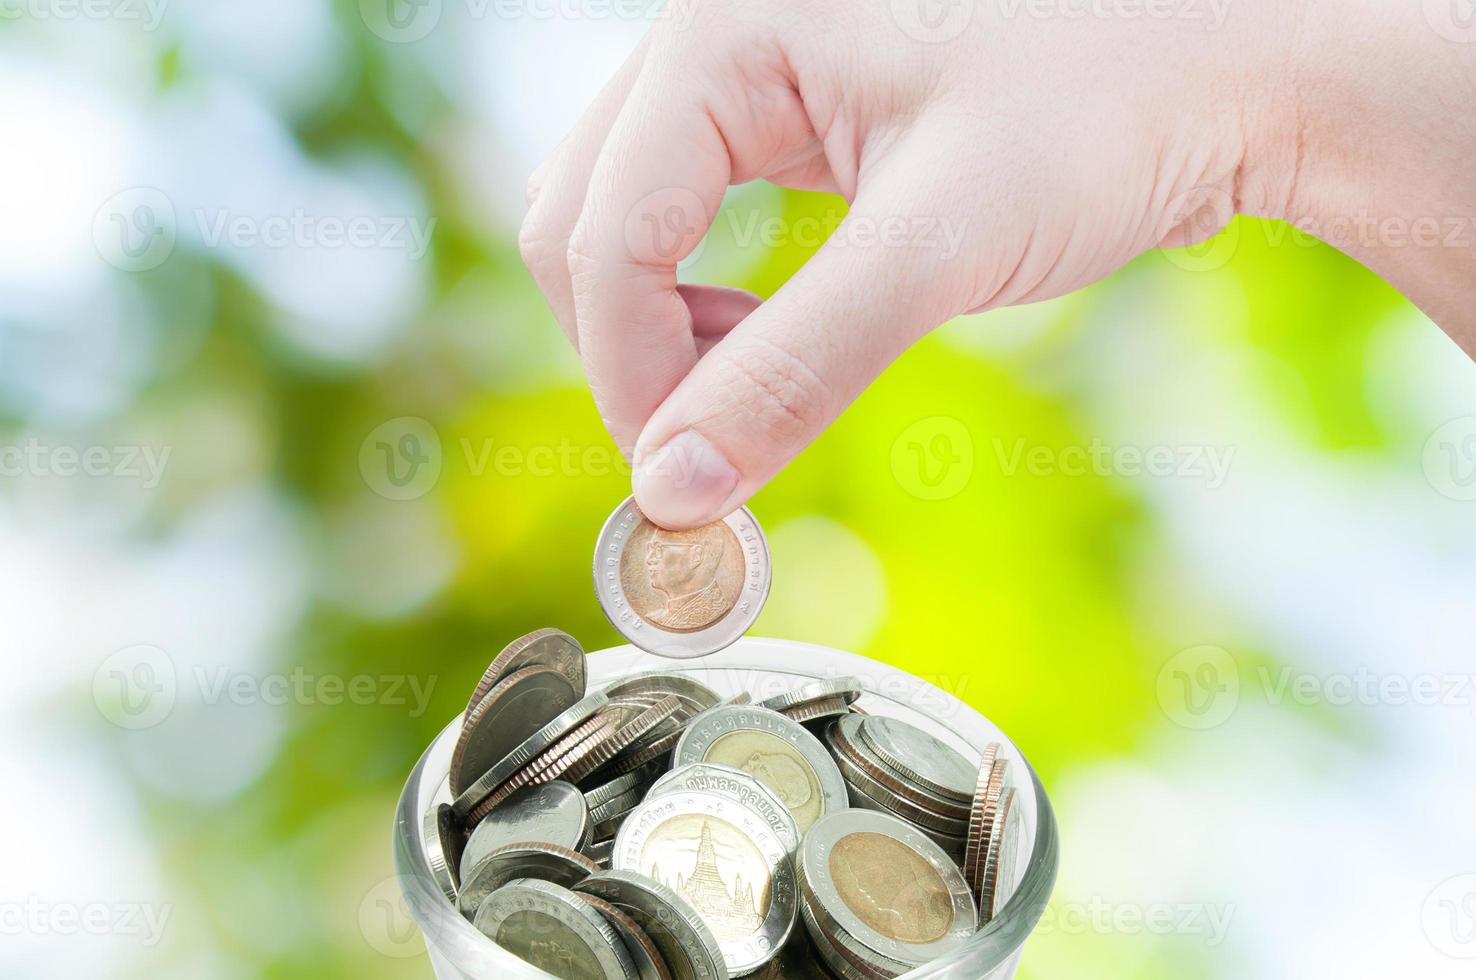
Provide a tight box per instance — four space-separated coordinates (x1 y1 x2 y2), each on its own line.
518 0 1476 529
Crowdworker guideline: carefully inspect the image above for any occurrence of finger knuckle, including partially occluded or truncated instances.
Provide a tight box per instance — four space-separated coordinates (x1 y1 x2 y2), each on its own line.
517 214 559 274
713 337 830 444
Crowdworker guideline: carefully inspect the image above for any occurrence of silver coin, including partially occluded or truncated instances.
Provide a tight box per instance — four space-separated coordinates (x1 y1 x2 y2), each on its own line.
453 690 611 817
757 677 863 714
584 838 615 867
649 763 801 858
574 870 730 980
593 496 771 659
781 696 853 727
590 788 646 825
612 789 796 975
826 717 971 827
795 896 875 980
577 890 677 980
674 705 848 834
457 842 599 921
424 803 464 902
799 809 976 968
842 775 967 862
977 785 1022 925
600 672 722 722
475 878 637 979
585 766 663 810
460 782 590 882
963 751 1008 896
451 665 580 798
857 716 975 804
467 627 587 720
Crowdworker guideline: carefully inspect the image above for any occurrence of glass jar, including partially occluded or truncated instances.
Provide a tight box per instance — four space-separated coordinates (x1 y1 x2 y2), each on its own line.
393 637 1059 979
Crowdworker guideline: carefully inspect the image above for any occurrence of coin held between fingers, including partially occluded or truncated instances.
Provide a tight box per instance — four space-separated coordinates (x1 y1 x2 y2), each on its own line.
633 431 739 530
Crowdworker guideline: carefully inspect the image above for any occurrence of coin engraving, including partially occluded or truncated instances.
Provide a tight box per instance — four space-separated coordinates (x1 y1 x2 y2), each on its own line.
829 832 952 945
706 730 822 832
621 520 744 633
495 908 606 978
641 815 773 943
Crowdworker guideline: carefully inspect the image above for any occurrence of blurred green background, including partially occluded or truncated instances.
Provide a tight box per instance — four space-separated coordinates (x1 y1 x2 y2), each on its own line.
4 3 1475 980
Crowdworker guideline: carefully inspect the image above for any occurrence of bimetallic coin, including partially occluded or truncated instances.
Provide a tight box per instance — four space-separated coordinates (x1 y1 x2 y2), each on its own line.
796 896 882 980
800 809 977 968
977 786 1021 925
649 763 801 857
857 716 975 804
474 878 637 980
457 843 599 921
467 628 587 720
674 705 848 834
746 923 837 980
594 497 771 658
451 665 580 798
612 790 797 975
424 803 464 902
460 782 590 883
454 691 612 818
574 870 731 980
757 677 863 715
577 891 675 980
842 775 967 863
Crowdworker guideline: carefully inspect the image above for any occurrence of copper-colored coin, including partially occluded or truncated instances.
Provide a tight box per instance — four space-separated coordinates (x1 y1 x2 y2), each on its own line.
964 752 1009 896
826 721 970 832
782 695 853 726
978 785 1020 925
562 695 684 785
618 518 745 634
471 715 614 822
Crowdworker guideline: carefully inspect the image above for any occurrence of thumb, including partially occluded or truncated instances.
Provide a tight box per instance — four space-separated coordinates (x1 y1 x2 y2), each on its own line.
631 145 974 529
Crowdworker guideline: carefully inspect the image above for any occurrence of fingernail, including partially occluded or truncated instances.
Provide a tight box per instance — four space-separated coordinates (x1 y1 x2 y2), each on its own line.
633 430 739 529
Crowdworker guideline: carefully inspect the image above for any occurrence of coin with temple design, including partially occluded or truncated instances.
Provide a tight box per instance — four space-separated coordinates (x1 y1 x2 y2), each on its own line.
594 497 771 658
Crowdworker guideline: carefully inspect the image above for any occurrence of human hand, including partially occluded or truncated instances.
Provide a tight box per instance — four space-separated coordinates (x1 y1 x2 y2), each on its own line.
519 0 1476 528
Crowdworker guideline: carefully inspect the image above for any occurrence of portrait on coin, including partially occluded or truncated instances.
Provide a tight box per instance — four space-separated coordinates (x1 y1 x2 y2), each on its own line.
620 517 745 633
829 832 952 945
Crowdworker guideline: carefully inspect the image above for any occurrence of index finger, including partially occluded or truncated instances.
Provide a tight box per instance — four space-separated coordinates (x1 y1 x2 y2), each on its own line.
566 59 733 456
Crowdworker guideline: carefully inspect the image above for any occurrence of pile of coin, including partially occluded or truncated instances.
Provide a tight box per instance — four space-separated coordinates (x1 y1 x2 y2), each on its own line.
424 628 1024 979
419 500 1025 977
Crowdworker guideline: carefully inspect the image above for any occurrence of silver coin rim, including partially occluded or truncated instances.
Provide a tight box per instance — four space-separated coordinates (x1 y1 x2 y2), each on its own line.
573 869 729 980
592 497 772 659
649 762 801 857
456 844 598 920
672 705 849 831
453 690 611 817
799 808 977 965
611 789 797 975
757 676 864 713
856 716 976 803
473 878 637 980
460 781 591 882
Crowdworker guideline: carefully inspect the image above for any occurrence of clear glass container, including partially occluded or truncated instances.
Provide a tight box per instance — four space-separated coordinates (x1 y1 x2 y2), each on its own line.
393 637 1059 979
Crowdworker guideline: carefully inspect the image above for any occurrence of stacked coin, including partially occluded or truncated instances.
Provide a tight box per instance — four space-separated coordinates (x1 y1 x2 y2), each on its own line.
821 714 984 861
